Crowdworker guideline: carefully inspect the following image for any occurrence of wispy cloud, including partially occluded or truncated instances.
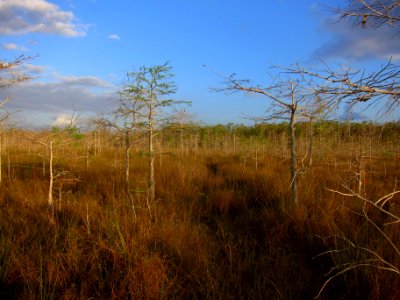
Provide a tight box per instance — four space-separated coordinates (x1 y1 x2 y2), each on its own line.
313 19 400 61
57 75 113 87
2 42 28 51
107 34 120 40
0 0 88 37
20 64 48 75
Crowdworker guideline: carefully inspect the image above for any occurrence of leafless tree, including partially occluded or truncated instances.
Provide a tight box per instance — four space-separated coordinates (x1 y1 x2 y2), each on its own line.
25 114 81 217
294 1 400 114
285 61 400 116
0 55 32 106
0 55 32 184
333 0 400 29
216 73 322 204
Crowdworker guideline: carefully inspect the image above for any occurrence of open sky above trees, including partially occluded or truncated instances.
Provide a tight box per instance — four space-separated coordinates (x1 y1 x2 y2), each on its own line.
0 0 399 127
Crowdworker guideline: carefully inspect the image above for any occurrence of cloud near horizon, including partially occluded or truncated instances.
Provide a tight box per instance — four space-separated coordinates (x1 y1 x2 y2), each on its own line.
52 114 76 127
0 66 117 127
313 18 400 61
339 103 367 121
0 0 87 37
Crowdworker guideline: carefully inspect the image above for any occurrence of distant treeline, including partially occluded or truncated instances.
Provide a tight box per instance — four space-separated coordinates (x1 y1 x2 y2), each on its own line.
161 121 400 140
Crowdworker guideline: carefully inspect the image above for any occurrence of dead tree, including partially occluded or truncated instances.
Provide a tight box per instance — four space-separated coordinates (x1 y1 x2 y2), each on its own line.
0 55 32 105
333 0 400 28
286 61 400 116
26 115 81 216
293 1 400 114
216 73 320 204
0 55 32 183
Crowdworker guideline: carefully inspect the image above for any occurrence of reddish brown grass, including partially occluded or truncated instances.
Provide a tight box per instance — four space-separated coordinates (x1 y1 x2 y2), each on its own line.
0 124 399 299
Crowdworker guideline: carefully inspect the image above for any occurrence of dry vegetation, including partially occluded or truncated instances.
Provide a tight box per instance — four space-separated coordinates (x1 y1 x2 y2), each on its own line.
0 121 399 299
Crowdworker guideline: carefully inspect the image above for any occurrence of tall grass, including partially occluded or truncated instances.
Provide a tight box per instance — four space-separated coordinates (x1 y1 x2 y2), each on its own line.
0 123 399 299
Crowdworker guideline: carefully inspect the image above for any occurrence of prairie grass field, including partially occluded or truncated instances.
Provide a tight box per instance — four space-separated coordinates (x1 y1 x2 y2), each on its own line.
0 122 399 299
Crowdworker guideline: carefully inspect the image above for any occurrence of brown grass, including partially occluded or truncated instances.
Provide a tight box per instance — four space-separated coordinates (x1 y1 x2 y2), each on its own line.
0 123 399 299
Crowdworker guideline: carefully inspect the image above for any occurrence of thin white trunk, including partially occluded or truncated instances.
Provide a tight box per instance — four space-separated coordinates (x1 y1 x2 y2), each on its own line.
48 141 54 212
289 85 298 204
149 96 155 202
308 126 314 167
125 131 130 188
289 110 298 204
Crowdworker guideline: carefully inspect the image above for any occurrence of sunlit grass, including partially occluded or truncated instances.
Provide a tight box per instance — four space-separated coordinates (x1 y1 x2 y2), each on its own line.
0 124 399 299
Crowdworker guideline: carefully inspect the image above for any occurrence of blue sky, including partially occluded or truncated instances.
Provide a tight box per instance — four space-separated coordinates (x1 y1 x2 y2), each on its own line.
0 0 399 127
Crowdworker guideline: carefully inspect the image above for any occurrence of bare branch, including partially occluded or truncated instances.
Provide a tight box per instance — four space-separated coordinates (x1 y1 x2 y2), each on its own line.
0 55 33 89
284 62 400 115
211 68 328 204
332 0 400 29
316 186 400 298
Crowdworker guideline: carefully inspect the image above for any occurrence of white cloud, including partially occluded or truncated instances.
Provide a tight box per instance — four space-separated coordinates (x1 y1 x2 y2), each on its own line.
2 43 17 50
0 0 87 37
58 75 112 87
22 64 48 75
0 69 117 127
52 114 74 126
107 34 120 40
313 19 400 61
2 42 28 51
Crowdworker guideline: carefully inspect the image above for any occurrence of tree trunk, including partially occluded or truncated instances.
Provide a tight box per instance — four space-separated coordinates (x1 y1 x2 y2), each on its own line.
289 109 298 204
307 119 314 167
48 141 54 214
125 131 130 189
148 95 155 202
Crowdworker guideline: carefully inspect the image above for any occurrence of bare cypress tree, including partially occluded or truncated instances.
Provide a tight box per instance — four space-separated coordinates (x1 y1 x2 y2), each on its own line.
333 0 400 29
287 1 400 114
0 55 32 184
0 55 32 104
26 114 81 216
216 73 319 204
285 62 400 116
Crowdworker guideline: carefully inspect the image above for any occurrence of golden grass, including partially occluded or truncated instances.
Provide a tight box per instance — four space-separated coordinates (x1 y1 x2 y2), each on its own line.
0 124 399 299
